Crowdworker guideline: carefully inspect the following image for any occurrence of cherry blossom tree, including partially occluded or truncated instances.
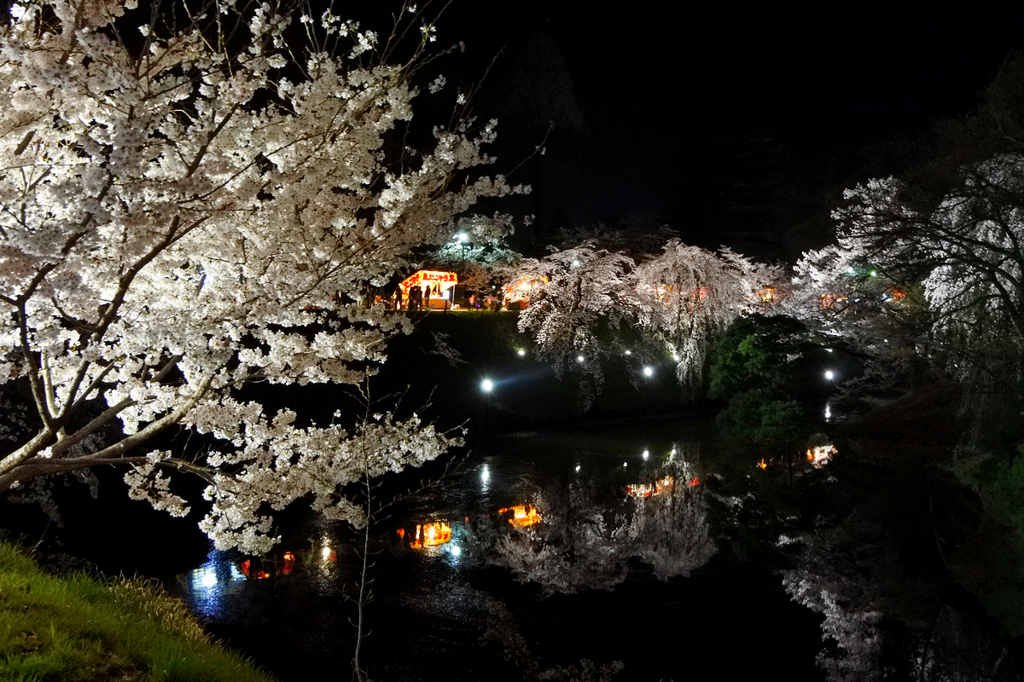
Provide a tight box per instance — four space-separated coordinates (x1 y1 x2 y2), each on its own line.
513 240 640 409
634 240 780 388
0 0 524 553
424 212 522 294
796 154 1024 379
513 237 777 407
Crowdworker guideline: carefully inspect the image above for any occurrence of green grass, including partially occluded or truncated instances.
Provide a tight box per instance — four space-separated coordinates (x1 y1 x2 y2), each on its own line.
0 541 275 682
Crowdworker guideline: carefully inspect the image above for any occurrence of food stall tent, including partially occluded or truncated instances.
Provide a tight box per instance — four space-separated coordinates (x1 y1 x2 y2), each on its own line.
399 270 458 309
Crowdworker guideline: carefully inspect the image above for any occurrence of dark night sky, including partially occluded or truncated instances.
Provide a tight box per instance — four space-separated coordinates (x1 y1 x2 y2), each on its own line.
389 2 1024 253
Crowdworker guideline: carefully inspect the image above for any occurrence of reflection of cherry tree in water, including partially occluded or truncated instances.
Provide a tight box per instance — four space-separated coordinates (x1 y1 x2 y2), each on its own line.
624 484 715 582
622 443 715 581
496 478 627 593
495 446 715 591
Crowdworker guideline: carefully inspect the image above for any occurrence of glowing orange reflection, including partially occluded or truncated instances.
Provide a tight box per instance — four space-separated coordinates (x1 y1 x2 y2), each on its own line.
410 522 452 549
499 505 541 527
820 293 848 309
626 475 675 498
806 444 837 468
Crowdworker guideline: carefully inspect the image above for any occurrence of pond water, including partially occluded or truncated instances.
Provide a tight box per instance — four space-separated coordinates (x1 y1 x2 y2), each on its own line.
173 415 824 681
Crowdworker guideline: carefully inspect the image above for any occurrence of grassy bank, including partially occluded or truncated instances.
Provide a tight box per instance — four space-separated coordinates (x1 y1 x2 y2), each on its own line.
0 541 274 682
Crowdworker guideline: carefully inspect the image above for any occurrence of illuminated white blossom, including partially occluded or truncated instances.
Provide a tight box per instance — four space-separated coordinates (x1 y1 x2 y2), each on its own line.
0 0 517 553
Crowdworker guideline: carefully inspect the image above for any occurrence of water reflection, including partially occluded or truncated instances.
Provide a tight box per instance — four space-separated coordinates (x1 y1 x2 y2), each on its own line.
179 433 832 604
183 551 247 619
806 444 836 468
500 505 541 527
173 418 834 681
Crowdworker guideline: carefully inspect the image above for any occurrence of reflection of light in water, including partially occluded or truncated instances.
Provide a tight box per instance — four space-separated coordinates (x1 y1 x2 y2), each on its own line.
500 505 542 527
824 402 832 422
626 476 675 497
411 522 453 548
185 551 246 619
318 534 338 572
480 463 490 493
806 444 837 468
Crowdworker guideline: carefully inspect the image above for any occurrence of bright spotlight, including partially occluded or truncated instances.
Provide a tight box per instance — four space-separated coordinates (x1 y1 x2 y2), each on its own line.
642 450 649 460
824 370 835 381
642 366 654 377
625 350 632 356
576 355 585 363
575 464 581 473
481 378 494 392
517 349 526 356
456 232 468 242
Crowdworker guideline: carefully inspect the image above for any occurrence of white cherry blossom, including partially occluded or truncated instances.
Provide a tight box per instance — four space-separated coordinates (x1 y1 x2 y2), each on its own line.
0 0 517 553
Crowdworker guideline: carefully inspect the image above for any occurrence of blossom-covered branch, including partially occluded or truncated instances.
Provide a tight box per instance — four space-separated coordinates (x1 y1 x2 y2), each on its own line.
0 0 522 551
